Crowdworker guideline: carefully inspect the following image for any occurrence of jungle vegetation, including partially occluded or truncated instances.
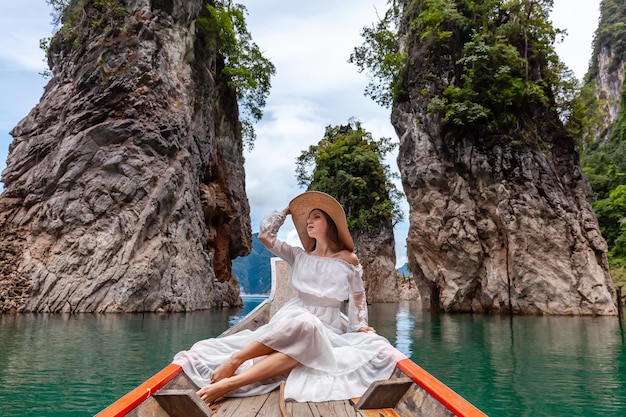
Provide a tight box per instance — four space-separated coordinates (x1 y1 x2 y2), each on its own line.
295 121 404 235
43 0 274 147
579 0 626 289
351 0 572 144
352 0 625 287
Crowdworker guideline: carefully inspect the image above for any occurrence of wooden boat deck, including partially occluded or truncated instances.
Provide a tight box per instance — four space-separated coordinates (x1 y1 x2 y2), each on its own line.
96 258 487 417
212 392 365 417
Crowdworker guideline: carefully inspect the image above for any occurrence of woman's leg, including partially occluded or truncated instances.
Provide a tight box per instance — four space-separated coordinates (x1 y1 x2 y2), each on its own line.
198 350 299 405
211 341 276 383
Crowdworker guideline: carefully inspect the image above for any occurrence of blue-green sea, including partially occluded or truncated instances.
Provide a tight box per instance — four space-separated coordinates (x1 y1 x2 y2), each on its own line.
1 297 624 417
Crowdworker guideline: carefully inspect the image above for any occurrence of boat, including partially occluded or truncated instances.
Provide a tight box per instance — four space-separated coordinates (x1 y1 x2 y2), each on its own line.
95 258 488 417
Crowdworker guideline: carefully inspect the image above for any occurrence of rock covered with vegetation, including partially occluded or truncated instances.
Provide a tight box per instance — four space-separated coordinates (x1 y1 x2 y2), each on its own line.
296 122 415 302
353 0 616 314
578 0 626 291
0 0 274 312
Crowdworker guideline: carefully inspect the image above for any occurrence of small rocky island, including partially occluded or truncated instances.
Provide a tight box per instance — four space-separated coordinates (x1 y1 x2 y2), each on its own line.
0 0 249 312
390 1 616 315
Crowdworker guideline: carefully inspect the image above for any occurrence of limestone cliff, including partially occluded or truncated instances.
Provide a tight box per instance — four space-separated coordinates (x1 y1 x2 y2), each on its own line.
355 229 417 303
0 0 250 312
592 45 624 142
587 1 626 144
392 2 617 315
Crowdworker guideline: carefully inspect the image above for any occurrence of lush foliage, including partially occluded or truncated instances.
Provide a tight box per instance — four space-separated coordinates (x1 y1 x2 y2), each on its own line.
582 79 626 287
295 121 403 233
198 1 275 147
45 0 128 47
43 0 274 147
41 0 128 77
424 0 566 139
352 0 575 142
588 0 626 80
578 0 626 288
349 1 404 107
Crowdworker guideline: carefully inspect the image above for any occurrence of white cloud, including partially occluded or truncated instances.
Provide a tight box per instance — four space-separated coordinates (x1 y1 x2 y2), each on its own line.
551 0 601 80
0 1 53 72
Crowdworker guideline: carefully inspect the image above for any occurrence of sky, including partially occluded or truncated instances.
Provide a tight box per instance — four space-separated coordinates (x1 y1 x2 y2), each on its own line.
0 0 602 267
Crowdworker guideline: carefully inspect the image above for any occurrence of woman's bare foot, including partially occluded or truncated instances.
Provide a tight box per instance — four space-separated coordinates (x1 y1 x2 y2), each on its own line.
197 378 232 405
211 356 242 383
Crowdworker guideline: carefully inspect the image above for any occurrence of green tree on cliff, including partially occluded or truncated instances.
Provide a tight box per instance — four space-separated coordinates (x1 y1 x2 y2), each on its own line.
353 0 625 286
577 0 626 287
351 0 572 143
43 0 274 147
198 0 275 146
295 121 403 234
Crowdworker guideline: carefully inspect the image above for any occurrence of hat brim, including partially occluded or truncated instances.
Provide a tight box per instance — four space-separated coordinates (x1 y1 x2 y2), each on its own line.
288 191 354 252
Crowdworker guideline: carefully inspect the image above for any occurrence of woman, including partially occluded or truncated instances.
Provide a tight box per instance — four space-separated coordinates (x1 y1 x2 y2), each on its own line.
173 191 405 405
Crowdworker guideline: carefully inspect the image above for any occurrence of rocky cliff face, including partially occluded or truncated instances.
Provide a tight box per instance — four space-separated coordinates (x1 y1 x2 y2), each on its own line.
392 3 617 315
354 230 417 303
393 118 616 314
593 45 625 143
0 0 250 312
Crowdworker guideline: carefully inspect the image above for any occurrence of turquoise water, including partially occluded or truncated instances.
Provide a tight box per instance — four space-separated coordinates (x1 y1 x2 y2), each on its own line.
0 297 624 417
372 302 626 417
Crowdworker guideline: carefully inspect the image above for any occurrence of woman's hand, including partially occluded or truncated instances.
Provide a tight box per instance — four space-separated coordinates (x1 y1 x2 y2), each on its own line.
358 326 376 333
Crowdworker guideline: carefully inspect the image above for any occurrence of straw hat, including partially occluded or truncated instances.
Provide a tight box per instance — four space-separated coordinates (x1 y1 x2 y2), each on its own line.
288 191 354 252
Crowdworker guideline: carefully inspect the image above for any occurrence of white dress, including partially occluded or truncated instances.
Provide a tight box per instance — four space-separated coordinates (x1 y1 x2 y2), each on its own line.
173 212 406 402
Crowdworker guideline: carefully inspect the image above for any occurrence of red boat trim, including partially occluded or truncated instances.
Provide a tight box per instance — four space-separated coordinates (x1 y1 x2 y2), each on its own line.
396 358 487 417
94 363 183 417
95 358 487 417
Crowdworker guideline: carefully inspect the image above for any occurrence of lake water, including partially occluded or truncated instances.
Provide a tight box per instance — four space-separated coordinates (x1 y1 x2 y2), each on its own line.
0 296 624 417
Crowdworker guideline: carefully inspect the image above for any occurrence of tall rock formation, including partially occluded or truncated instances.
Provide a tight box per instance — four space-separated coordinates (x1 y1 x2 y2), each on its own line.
587 0 626 144
392 1 616 315
298 123 416 303
591 45 624 143
0 0 250 312
355 227 417 303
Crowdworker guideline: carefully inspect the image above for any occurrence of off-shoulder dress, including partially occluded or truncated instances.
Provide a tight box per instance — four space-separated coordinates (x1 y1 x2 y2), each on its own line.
172 211 405 402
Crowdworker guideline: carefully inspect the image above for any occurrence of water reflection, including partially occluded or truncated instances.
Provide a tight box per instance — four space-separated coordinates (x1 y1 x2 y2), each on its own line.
1 301 625 417
0 310 236 417
394 301 415 356
228 295 269 326
369 304 626 417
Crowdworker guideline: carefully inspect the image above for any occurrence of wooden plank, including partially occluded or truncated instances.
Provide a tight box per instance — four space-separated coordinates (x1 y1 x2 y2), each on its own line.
257 390 283 416
307 402 327 417
153 389 213 417
309 400 357 417
212 396 246 417
335 400 360 417
162 370 201 390
287 401 316 417
217 393 272 417
95 363 183 417
355 377 413 409
125 396 168 417
396 359 487 417
228 395 264 417
358 409 400 417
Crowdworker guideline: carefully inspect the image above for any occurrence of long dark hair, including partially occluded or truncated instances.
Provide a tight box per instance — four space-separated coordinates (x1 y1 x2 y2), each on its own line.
311 209 342 251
